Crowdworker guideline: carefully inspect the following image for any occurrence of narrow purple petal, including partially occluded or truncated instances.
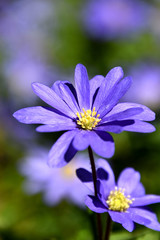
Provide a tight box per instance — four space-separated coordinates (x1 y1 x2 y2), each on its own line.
36 122 77 132
89 75 104 107
103 103 155 122
85 195 107 213
98 76 132 118
101 107 143 123
131 195 160 207
131 183 145 197
89 130 115 158
48 130 78 167
108 211 134 232
74 64 90 110
122 120 156 133
128 209 151 226
58 83 80 114
76 168 94 192
117 168 141 195
93 67 124 111
13 106 70 124
130 208 160 231
73 130 90 151
96 159 115 198
32 82 74 118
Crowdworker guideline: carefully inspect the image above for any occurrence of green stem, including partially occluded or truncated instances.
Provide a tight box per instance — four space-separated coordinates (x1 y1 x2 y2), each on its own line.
88 146 103 240
104 214 112 240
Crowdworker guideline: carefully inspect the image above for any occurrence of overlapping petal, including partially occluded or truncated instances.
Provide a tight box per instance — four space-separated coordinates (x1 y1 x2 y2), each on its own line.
109 211 134 232
117 168 141 195
32 83 75 118
75 64 90 110
85 195 107 213
13 106 70 124
48 130 78 167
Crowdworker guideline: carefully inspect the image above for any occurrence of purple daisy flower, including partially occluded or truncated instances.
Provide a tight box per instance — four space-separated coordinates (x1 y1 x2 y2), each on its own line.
19 148 91 207
83 0 150 40
76 159 160 232
13 64 155 167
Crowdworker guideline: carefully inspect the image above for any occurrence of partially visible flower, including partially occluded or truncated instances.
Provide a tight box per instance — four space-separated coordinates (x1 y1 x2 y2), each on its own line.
82 0 150 40
77 159 160 232
13 64 155 167
19 148 90 207
124 64 160 109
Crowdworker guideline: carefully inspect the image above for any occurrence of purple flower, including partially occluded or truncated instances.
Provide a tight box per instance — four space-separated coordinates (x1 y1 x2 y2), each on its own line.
83 0 150 39
124 64 160 109
19 148 91 207
76 159 160 232
13 64 155 167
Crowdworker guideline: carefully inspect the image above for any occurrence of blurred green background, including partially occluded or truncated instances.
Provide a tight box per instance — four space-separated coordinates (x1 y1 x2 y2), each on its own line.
0 0 160 239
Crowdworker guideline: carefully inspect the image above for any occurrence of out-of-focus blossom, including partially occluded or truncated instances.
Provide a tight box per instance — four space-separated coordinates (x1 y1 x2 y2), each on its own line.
13 64 155 168
82 0 150 40
19 148 90 207
77 159 160 232
0 0 57 104
124 64 160 109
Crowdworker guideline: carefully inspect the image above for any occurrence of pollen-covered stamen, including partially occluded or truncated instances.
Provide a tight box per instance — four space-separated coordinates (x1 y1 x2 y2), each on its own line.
106 187 135 212
76 107 101 130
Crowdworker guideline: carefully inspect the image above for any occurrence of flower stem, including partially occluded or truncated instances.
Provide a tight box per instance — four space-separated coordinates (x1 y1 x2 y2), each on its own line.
88 146 103 240
104 214 112 240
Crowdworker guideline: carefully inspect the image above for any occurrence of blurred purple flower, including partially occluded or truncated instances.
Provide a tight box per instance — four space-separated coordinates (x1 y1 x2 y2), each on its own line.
77 159 160 231
124 64 160 109
19 148 90 207
83 0 150 39
13 64 155 167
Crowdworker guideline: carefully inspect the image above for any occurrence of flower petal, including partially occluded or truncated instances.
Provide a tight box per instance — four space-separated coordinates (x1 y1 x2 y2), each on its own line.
48 130 78 167
32 82 74 118
89 130 115 158
93 67 124 111
117 168 141 195
13 106 70 124
89 75 104 108
131 195 160 207
96 119 155 133
101 107 143 123
128 209 151 226
36 122 77 132
76 168 94 192
103 102 155 122
74 64 90 110
98 76 132 118
129 208 160 231
108 211 134 232
58 83 80 115
73 130 90 151
85 195 107 213
96 159 115 198
131 183 145 197
122 120 156 133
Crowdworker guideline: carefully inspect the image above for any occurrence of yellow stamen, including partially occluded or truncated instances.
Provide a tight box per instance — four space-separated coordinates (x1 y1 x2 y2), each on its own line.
106 187 134 212
76 107 101 130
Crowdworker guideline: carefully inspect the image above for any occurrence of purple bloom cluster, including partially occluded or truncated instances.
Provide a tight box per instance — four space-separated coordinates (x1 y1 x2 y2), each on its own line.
83 0 149 39
19 148 90 207
77 159 160 232
13 64 155 167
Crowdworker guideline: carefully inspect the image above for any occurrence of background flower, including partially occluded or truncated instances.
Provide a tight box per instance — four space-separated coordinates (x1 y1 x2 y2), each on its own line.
19 148 91 207
77 159 160 232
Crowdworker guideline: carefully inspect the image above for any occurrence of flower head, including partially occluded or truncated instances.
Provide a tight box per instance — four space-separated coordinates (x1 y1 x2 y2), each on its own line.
83 0 150 39
77 159 160 232
19 148 90 207
13 64 155 167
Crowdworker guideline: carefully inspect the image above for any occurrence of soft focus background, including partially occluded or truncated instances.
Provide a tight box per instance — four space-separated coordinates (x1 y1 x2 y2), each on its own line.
0 0 160 239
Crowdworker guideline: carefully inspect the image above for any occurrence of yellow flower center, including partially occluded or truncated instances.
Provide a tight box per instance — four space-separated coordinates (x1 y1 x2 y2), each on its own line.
76 107 101 130
106 187 134 212
61 165 74 179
